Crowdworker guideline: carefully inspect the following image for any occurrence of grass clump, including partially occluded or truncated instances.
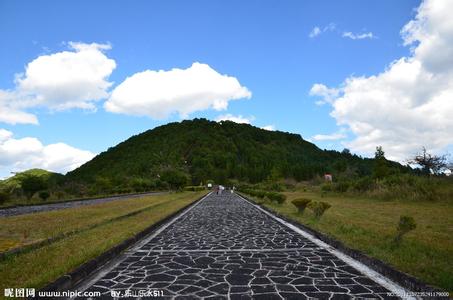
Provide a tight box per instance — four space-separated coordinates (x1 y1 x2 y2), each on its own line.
393 215 417 246
291 198 312 214
266 192 286 204
308 201 331 220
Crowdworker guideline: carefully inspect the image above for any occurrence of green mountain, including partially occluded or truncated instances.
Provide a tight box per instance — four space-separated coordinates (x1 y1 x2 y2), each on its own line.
0 169 63 192
66 118 407 186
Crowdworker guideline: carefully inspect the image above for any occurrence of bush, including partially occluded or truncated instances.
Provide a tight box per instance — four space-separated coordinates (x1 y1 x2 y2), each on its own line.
38 191 50 201
393 215 416 245
320 183 332 192
21 175 47 200
269 182 284 192
333 181 350 193
309 201 331 220
160 169 188 190
267 192 286 204
255 190 267 198
353 176 374 192
241 189 267 199
0 190 10 205
184 186 206 191
291 198 311 214
130 178 155 192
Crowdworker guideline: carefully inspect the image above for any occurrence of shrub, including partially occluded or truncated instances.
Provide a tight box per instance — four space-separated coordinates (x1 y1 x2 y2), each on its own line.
269 182 284 192
160 170 188 190
130 178 155 192
291 198 311 214
0 190 10 205
21 175 47 200
255 190 267 198
320 183 332 192
241 189 267 199
309 201 331 220
393 215 416 245
333 181 350 193
184 186 205 192
353 176 374 192
38 191 50 201
267 192 286 204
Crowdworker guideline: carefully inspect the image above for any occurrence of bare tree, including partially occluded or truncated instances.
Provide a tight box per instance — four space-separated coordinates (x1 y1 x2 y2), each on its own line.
408 147 448 175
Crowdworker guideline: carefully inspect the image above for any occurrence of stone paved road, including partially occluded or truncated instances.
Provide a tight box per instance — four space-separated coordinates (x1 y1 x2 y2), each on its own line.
0 192 165 218
80 192 402 299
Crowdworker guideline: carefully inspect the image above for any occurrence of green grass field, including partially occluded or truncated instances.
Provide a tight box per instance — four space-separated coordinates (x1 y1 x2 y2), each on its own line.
247 190 453 292
0 191 205 292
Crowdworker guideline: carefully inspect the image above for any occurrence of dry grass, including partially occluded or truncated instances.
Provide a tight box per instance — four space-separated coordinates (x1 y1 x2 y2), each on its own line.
249 190 453 292
0 191 205 291
0 193 180 252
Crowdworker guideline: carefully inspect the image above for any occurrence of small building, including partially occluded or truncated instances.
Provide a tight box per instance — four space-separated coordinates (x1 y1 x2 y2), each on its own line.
324 173 333 182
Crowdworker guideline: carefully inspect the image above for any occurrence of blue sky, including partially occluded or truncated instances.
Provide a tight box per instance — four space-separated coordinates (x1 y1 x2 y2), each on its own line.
2 0 452 177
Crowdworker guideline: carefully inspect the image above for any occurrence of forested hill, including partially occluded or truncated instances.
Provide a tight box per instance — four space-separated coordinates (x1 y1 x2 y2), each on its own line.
66 118 404 185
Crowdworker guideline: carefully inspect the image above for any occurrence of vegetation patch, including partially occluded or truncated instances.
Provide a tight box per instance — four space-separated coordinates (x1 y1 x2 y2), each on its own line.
0 191 205 291
247 189 453 292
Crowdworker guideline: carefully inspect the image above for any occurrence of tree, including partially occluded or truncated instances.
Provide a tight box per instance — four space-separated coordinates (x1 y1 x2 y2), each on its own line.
341 148 351 155
408 147 448 175
38 191 50 201
373 146 389 179
21 175 47 200
161 169 188 190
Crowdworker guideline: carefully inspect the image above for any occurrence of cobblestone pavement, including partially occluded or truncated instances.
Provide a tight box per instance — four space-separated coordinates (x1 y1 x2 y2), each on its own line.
0 192 165 218
81 192 399 299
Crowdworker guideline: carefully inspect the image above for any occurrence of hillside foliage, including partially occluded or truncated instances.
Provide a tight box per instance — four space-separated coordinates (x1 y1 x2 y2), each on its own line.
66 118 410 187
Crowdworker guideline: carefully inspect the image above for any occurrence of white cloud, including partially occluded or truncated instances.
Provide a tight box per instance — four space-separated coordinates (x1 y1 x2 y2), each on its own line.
310 0 453 161
312 132 346 141
0 129 95 176
105 62 251 119
309 83 340 105
309 24 375 40
0 42 116 124
342 32 374 40
262 125 276 131
309 23 336 38
216 114 254 124
0 90 39 125
309 27 322 38
215 115 276 131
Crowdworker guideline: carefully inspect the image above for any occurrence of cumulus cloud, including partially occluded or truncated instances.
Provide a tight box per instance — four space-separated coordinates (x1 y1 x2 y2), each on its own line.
105 63 251 119
0 90 39 125
215 115 275 131
215 114 254 124
309 0 453 161
262 125 276 131
342 32 374 40
309 83 340 105
0 42 116 124
312 132 346 141
0 129 95 176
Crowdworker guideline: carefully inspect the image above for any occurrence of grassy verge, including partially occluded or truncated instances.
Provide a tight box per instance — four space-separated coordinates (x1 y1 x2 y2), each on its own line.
0 193 176 252
246 190 453 292
0 191 205 291
0 191 164 209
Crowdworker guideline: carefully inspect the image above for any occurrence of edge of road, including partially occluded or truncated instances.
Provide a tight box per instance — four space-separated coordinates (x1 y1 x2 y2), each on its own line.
237 192 449 299
38 192 211 294
0 191 168 217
